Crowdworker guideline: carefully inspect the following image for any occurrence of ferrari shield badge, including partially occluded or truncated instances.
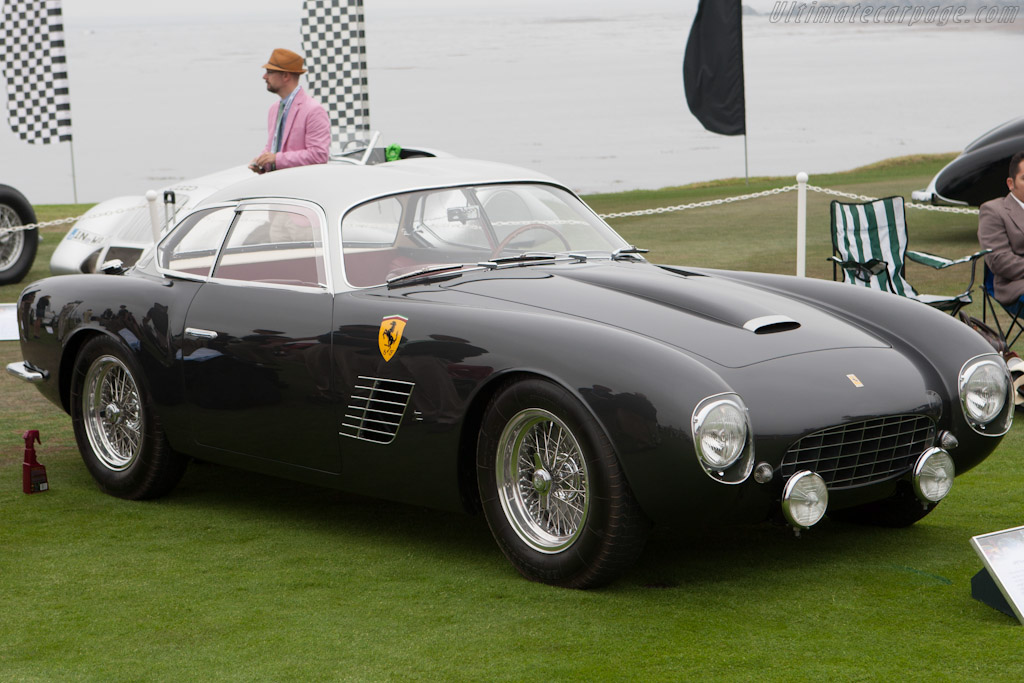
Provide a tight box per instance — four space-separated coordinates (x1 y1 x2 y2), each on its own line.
379 315 408 362
847 374 864 388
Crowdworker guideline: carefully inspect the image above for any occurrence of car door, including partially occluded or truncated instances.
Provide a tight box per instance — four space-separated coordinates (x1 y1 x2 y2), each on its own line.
177 200 339 473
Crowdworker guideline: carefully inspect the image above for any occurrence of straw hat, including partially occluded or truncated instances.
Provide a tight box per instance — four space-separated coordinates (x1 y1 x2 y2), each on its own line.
263 48 306 74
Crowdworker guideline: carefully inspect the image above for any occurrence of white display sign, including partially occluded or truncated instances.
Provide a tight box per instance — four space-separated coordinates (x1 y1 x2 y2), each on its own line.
971 525 1024 625
0 304 19 341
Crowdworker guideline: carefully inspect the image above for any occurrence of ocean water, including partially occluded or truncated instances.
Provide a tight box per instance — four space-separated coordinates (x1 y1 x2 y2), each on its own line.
2 1 1023 204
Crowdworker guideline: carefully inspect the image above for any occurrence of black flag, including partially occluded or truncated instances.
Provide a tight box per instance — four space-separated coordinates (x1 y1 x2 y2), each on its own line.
683 0 745 136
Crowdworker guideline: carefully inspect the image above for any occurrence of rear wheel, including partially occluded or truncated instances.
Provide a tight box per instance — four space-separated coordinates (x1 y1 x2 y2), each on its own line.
0 184 38 286
70 336 187 499
477 378 649 588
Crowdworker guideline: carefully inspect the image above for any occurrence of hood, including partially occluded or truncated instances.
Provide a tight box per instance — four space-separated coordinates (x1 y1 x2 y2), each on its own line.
443 262 888 368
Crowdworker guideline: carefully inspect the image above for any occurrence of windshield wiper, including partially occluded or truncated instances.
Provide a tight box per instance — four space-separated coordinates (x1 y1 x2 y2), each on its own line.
478 252 558 269
611 245 650 261
475 253 589 270
386 263 472 287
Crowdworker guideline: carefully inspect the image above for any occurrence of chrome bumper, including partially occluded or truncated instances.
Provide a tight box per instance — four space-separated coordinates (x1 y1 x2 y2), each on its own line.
6 361 47 383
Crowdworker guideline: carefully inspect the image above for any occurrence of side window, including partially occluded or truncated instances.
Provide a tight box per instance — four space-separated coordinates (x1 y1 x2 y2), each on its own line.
158 207 236 276
342 197 404 287
343 198 402 246
416 189 489 250
212 207 326 287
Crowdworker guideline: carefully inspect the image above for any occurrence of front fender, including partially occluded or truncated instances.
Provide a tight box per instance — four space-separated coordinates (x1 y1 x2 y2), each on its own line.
693 268 1007 472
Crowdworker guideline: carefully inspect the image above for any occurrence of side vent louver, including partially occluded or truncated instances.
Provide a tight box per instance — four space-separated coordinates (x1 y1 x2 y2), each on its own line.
341 376 415 444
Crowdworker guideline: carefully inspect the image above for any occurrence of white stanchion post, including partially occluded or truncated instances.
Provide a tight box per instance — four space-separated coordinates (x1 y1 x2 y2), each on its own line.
145 190 162 242
796 172 808 277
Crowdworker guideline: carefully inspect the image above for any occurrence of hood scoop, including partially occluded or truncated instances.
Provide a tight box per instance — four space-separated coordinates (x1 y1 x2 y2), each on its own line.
445 263 888 368
743 315 800 334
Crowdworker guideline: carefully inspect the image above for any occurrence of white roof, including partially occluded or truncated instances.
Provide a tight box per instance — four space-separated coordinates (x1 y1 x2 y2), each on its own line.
198 157 565 218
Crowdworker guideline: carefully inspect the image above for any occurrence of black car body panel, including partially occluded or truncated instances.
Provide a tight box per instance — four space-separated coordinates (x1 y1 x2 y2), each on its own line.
14 257 1003 521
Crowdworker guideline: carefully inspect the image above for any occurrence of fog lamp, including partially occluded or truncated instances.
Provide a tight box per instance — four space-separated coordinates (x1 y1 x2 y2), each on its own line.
912 447 955 503
781 470 828 529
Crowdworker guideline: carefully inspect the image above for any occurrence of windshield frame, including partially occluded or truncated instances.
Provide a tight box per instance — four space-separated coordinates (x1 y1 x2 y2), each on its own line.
339 181 631 289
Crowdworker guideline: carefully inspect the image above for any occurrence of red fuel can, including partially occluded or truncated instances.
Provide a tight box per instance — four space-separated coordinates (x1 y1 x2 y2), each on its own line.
22 430 48 494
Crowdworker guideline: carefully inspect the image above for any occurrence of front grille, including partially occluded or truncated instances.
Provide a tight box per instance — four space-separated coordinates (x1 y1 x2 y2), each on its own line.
340 376 415 444
781 415 935 490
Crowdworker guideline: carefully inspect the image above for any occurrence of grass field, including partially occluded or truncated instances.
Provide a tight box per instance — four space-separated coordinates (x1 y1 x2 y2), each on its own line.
2 156 1024 681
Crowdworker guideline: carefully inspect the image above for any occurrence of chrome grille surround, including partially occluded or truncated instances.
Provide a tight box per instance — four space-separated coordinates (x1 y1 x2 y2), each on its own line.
781 415 935 490
341 376 415 444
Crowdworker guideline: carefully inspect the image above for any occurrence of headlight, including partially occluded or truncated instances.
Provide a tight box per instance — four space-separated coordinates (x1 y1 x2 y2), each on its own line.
959 356 1013 435
692 394 754 484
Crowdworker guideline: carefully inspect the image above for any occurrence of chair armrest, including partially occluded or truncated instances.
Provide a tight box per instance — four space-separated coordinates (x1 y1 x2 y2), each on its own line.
906 248 990 269
827 256 888 283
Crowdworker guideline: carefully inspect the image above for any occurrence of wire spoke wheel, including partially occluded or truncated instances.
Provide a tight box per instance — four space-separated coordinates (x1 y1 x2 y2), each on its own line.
0 205 26 271
478 378 649 588
71 336 187 500
0 185 38 285
496 408 589 553
82 354 144 471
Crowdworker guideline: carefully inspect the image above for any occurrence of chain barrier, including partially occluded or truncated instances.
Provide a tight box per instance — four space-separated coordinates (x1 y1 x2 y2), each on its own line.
804 185 980 215
0 181 979 236
597 183 980 219
0 203 147 236
597 185 799 219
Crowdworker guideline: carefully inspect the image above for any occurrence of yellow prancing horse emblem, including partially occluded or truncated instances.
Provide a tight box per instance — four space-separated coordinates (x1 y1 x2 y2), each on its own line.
379 315 408 361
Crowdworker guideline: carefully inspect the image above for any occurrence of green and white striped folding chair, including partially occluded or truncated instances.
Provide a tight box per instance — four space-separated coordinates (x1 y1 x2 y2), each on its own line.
829 196 988 315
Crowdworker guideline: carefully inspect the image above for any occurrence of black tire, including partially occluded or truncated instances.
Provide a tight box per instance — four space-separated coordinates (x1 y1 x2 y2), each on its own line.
827 484 936 528
477 378 650 588
70 335 187 500
0 184 38 286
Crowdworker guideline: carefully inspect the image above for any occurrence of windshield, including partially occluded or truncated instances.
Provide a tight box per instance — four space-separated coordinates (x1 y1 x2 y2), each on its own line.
341 183 629 287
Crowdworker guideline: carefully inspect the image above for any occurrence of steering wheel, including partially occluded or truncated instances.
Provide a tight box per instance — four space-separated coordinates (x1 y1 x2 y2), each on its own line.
491 223 570 258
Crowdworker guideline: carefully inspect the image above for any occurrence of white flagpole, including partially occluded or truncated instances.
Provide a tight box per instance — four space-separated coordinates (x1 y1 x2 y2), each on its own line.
69 139 78 203
744 134 749 185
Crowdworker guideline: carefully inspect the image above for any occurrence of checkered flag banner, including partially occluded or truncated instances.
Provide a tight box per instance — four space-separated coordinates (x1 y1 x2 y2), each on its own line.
301 0 370 153
1 0 72 144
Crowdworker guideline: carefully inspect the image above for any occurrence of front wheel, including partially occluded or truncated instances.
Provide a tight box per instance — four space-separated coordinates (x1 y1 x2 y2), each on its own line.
70 335 187 499
477 378 649 588
0 184 38 286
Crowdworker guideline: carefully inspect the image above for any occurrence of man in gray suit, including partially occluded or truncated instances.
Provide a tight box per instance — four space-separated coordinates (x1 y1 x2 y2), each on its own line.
979 151 1024 305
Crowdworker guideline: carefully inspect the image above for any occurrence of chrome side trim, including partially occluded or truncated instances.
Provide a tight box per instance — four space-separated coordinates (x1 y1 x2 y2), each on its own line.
184 327 218 340
6 361 48 383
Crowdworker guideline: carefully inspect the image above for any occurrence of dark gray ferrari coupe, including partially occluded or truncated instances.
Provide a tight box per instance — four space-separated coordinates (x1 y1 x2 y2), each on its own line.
6 157 1013 588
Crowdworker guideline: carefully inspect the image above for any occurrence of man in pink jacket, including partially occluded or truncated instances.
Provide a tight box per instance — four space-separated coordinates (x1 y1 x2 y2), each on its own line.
249 48 330 174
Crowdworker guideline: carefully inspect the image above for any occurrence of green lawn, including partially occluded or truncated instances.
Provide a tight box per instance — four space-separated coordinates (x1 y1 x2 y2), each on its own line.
2 155 1023 681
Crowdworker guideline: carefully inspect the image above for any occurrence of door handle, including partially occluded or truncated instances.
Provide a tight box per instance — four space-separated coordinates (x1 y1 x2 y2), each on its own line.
185 327 218 340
